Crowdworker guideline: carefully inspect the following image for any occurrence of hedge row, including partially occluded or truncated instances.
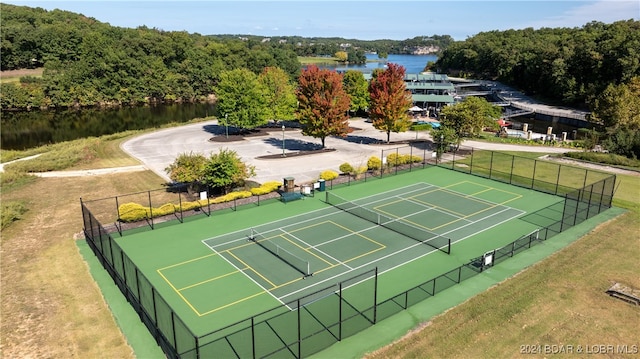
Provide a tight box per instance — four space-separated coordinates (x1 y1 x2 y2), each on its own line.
118 181 281 222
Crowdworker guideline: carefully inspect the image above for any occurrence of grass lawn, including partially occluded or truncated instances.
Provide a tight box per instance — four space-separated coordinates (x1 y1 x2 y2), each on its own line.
1 131 638 358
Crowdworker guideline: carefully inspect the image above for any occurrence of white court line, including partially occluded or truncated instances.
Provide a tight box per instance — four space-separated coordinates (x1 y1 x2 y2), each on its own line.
279 204 524 301
202 182 436 248
202 244 285 306
279 228 354 270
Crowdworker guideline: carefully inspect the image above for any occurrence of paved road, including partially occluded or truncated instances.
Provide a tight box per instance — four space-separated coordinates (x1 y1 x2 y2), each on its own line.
121 119 573 185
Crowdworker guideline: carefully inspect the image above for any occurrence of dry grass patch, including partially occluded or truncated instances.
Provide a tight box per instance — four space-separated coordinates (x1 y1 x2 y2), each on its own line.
0 170 163 358
365 212 640 359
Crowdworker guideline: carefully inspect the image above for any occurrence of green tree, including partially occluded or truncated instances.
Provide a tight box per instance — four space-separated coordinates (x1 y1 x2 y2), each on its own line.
439 97 501 140
592 77 640 157
377 52 388 59
342 70 370 114
368 63 413 143
164 152 207 194
591 77 640 130
257 66 297 122
335 51 348 62
215 68 269 133
203 148 256 194
296 65 351 148
430 126 458 155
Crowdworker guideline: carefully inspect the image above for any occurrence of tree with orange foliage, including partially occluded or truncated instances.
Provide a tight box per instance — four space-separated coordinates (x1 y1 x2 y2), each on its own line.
368 63 413 143
296 65 351 148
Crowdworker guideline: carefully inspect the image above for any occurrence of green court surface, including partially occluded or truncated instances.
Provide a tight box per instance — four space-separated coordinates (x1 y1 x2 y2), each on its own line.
115 166 562 341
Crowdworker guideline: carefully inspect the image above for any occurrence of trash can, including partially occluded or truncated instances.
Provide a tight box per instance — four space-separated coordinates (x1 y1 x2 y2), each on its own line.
318 179 326 192
283 177 295 192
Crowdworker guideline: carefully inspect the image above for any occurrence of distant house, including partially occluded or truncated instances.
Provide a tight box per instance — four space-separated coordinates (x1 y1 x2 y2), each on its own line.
335 68 455 113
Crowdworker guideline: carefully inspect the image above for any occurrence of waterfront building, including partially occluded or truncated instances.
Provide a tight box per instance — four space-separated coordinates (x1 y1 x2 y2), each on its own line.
336 68 455 115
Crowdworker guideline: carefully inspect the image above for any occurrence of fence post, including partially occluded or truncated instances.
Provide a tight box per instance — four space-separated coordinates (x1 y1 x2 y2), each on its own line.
147 191 155 230
373 267 378 324
297 299 302 359
394 148 399 175
489 151 494 179
531 159 538 189
554 163 562 195
171 312 177 354
509 155 515 184
115 196 123 236
251 316 256 359
338 282 343 341
469 148 474 174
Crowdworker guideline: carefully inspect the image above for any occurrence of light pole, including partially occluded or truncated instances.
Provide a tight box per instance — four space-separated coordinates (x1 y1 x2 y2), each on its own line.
282 124 286 157
225 114 228 139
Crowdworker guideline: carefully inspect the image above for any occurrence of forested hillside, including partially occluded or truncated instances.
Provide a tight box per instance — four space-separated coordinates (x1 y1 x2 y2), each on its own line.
0 4 301 109
0 4 451 110
435 20 640 106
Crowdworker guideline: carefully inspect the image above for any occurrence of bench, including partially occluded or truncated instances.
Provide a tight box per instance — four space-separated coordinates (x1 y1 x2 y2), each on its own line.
279 190 303 203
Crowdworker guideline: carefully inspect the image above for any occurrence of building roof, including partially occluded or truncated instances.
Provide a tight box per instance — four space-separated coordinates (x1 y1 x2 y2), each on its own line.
411 94 455 103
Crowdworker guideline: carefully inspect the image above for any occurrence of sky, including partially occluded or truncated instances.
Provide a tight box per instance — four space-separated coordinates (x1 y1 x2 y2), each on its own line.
3 0 639 40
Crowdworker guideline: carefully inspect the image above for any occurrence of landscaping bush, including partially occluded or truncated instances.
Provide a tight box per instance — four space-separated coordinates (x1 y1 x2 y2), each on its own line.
211 191 252 204
367 156 382 170
339 162 354 174
320 170 339 181
118 202 151 222
354 165 368 179
250 181 281 195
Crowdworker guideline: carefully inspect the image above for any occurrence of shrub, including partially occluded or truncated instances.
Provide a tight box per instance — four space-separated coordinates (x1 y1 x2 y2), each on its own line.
403 154 422 163
367 156 382 170
211 191 253 204
339 162 354 174
1 201 28 230
250 181 281 195
354 166 368 179
386 153 404 166
118 202 151 222
319 170 339 181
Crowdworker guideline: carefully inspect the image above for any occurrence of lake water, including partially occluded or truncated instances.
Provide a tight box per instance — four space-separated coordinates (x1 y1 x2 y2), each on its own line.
1 103 214 150
319 53 439 74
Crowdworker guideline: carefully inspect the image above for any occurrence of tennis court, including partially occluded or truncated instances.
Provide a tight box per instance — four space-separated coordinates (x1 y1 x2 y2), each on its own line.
124 175 547 337
83 149 617 358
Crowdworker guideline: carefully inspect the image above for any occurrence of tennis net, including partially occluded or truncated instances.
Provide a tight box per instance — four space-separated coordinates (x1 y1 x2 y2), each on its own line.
249 228 312 277
325 192 451 254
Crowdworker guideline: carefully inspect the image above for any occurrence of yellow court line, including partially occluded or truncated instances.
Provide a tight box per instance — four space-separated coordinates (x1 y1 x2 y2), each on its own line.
286 220 333 234
226 250 276 288
446 180 523 202
157 269 203 316
157 252 218 271
281 234 335 266
341 245 387 264
470 188 493 197
199 290 269 316
398 197 467 217
177 269 245 291
268 274 306 290
329 220 386 249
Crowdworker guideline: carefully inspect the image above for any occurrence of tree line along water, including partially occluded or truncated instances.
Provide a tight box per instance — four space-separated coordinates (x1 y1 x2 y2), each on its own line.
2 55 438 151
